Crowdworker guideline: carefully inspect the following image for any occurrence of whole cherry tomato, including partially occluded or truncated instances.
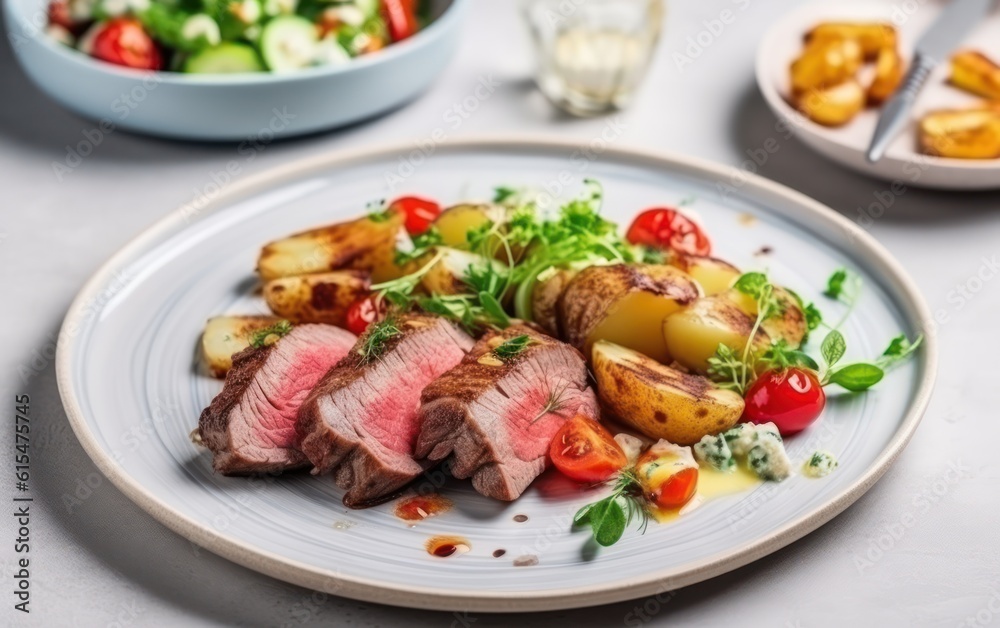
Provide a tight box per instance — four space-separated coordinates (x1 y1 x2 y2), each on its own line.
549 416 627 484
345 295 385 336
90 18 162 71
381 0 418 42
626 207 712 256
388 195 441 235
744 367 827 436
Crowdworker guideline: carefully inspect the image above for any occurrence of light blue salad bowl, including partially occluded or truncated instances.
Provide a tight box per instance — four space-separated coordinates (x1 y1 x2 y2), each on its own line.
4 0 466 140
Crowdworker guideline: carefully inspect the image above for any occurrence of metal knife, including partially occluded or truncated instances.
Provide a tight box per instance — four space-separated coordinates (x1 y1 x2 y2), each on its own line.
866 0 995 163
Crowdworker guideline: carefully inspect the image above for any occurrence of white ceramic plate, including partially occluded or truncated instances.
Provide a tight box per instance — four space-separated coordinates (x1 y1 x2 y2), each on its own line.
756 0 1000 190
56 138 936 612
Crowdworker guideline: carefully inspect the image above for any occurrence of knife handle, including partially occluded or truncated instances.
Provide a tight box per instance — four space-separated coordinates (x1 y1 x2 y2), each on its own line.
866 54 936 163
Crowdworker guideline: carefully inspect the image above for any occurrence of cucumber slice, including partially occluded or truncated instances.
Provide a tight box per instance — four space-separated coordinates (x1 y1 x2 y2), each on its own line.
183 42 265 73
260 15 318 72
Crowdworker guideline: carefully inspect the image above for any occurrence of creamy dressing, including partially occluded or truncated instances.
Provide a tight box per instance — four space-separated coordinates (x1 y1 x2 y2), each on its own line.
650 463 762 523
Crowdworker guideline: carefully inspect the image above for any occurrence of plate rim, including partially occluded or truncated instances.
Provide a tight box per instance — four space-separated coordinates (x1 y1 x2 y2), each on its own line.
55 136 938 612
754 0 1000 175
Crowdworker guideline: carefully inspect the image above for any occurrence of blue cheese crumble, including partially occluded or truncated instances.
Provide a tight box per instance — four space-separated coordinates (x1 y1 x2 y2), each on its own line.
721 422 793 482
803 451 838 478
693 434 735 472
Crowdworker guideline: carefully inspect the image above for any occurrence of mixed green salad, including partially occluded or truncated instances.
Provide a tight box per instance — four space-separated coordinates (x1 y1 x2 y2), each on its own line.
45 0 428 73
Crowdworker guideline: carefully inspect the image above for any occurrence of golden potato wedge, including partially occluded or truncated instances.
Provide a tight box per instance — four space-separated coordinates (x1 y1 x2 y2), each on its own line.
795 79 865 127
867 46 905 105
662 294 771 374
724 287 807 349
263 270 370 326
790 37 863 94
919 107 1000 159
257 211 405 283
201 315 281 378
558 264 700 364
950 50 1000 100
433 203 507 250
531 268 576 336
805 22 897 60
669 255 741 296
592 341 744 445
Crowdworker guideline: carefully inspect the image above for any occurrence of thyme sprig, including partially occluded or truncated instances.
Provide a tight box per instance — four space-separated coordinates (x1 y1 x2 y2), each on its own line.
357 318 401 364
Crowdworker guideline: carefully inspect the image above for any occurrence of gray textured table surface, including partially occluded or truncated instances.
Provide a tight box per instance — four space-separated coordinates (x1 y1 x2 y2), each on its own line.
2 0 998 626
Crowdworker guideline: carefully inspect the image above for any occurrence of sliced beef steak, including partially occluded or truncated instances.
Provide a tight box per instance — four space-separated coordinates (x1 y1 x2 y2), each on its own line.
198 324 356 475
416 325 599 501
297 314 474 508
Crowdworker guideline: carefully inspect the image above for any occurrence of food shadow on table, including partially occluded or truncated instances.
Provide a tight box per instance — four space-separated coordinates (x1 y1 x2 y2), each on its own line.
728 82 1000 225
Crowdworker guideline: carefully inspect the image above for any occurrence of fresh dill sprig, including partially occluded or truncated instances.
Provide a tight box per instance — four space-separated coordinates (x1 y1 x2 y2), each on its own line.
249 320 292 348
357 318 401 364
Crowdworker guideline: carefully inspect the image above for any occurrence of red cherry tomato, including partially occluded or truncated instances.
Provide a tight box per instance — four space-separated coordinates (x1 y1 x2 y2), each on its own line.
389 196 441 235
90 18 162 70
345 295 385 336
626 207 712 256
549 416 627 484
381 0 418 42
744 367 827 436
48 0 81 33
649 467 698 510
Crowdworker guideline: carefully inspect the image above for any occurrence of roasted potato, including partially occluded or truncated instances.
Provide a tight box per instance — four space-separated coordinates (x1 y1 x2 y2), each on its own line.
558 264 700 363
592 341 744 445
867 46 905 105
433 204 507 250
263 270 370 325
662 294 771 374
919 107 1000 159
531 268 576 336
201 315 281 377
668 255 740 296
805 22 897 60
795 79 865 127
725 287 807 349
257 211 405 283
950 50 1000 100
790 37 863 94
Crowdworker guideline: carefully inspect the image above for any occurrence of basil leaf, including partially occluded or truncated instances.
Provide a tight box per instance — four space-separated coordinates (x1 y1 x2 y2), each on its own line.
789 351 820 371
733 272 769 299
825 269 847 299
589 498 627 547
493 186 517 203
573 503 595 527
828 363 884 391
878 334 922 369
478 292 510 328
821 330 846 369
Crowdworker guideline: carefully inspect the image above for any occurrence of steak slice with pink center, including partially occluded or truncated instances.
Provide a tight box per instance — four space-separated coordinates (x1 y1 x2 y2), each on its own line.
297 314 474 508
416 325 599 501
198 324 356 475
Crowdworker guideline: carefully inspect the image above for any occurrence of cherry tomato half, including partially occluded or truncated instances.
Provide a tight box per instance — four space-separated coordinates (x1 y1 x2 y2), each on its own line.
549 416 627 484
381 0 418 42
626 207 712 256
345 295 385 336
744 367 826 436
90 18 162 71
48 0 83 33
389 195 441 235
636 448 699 510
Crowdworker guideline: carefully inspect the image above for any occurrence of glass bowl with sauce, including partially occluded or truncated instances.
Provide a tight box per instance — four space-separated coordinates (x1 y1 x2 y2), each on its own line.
522 0 665 116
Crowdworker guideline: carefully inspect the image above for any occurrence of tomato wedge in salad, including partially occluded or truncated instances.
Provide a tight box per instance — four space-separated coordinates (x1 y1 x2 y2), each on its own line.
626 207 711 256
389 196 442 235
90 18 163 71
549 416 627 484
381 0 419 42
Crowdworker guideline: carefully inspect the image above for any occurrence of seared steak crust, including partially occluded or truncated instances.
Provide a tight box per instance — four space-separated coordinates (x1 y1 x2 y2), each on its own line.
297 314 474 508
198 324 356 475
416 325 599 501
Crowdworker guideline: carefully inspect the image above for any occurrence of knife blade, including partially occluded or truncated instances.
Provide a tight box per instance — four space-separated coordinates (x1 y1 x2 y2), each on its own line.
866 0 995 163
